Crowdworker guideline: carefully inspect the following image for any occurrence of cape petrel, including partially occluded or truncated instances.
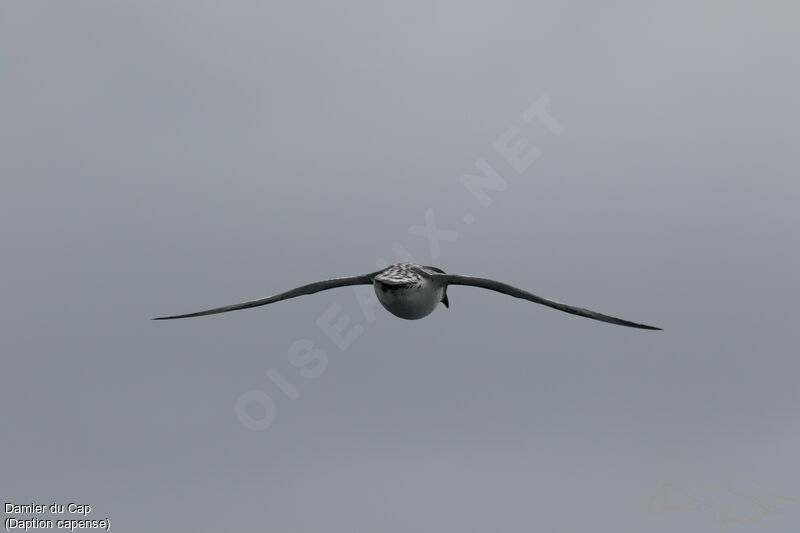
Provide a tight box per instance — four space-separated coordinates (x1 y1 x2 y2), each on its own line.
154 263 660 330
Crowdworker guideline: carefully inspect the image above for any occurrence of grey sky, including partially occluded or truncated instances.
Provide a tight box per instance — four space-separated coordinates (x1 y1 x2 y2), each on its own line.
2 1 798 532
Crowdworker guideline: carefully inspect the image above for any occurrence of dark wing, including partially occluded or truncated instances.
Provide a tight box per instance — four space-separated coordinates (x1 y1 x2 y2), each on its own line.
153 273 377 320
433 274 661 330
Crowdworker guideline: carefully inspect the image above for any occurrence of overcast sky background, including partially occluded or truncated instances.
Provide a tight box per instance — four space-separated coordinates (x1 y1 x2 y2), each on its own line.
2 1 798 531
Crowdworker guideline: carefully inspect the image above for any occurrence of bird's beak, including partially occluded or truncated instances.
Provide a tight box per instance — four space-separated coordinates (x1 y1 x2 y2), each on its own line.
441 294 449 308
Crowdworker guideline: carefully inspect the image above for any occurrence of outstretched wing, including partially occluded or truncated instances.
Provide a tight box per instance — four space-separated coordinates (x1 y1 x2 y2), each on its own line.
153 272 377 320
433 274 661 330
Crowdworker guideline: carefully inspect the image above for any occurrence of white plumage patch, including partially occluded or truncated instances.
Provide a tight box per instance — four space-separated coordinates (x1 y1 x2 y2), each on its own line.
374 263 424 285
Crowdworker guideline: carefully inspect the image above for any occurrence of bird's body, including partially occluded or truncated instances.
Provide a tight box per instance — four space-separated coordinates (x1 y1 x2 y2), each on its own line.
154 262 660 330
373 263 446 319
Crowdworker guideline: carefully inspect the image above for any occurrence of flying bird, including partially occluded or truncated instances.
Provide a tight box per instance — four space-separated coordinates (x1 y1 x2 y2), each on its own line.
153 263 660 330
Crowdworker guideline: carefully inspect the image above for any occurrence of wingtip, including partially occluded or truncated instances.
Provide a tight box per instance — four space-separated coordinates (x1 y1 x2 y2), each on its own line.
627 321 661 330
152 311 206 320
